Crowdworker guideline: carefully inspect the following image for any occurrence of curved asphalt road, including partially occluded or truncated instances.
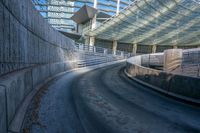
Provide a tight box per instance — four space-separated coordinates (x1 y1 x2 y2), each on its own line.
23 63 200 133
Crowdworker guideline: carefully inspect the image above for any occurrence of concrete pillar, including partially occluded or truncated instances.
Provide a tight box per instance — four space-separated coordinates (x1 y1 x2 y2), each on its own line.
85 36 90 45
121 51 124 57
89 36 95 46
152 45 157 53
93 46 96 53
116 0 120 15
173 45 178 49
91 15 97 30
92 0 97 30
112 40 117 55
93 0 97 8
104 48 107 54
132 43 137 55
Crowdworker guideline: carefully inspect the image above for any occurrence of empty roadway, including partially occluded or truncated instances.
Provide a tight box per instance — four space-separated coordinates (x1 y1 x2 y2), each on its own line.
23 63 200 133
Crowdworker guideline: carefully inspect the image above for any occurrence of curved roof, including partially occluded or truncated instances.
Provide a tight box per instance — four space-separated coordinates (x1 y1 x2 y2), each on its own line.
86 0 200 46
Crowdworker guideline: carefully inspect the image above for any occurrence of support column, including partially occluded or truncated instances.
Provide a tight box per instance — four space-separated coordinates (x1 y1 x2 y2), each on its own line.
152 45 157 53
112 40 117 55
91 16 97 30
104 48 107 55
89 36 95 46
116 0 120 15
132 43 137 56
85 36 90 45
91 0 97 30
173 45 178 49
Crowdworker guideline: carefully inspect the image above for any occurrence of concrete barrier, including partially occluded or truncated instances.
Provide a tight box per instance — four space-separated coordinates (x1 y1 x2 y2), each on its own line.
0 86 7 133
0 0 127 133
0 69 32 126
0 61 78 133
126 55 200 104
0 0 75 76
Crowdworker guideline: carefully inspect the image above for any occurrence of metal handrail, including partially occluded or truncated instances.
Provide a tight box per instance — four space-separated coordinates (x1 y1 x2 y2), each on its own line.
75 43 132 58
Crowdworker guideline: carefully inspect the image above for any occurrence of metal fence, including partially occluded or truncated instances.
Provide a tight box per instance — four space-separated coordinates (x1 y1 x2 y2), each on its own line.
73 43 132 68
75 43 132 58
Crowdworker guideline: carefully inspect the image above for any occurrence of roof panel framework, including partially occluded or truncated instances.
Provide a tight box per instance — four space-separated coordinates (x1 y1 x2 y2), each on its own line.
86 0 200 46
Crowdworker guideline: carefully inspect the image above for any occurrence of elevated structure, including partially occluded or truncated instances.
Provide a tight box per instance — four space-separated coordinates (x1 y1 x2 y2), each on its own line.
85 0 200 48
33 0 132 32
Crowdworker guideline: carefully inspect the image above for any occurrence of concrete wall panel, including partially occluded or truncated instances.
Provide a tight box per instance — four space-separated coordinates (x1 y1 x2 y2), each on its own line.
0 0 74 75
32 64 49 88
0 0 77 132
0 3 4 75
126 55 200 102
169 75 200 99
0 86 6 133
2 74 25 125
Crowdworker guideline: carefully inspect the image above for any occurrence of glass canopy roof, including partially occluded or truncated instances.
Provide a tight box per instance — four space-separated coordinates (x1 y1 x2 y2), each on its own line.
86 0 200 46
33 0 132 32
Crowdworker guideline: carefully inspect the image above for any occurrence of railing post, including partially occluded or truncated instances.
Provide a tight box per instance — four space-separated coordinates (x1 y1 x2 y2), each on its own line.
121 51 124 57
148 54 151 67
104 48 107 55
78 43 80 50
93 46 96 53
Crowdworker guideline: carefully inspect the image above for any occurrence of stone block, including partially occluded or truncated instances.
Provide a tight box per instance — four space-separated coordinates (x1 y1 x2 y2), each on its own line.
0 86 7 133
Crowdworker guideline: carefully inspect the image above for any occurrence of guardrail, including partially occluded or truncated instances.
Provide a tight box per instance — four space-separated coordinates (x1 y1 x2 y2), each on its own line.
125 54 200 104
137 49 200 77
73 43 131 67
75 43 132 58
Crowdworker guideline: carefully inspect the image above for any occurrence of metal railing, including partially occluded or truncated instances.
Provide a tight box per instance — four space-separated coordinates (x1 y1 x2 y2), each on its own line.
73 43 132 67
75 43 132 58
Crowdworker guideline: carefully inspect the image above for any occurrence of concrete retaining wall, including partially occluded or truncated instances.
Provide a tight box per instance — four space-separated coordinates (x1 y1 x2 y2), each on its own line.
126 55 200 103
0 86 6 133
0 61 77 133
0 0 75 76
0 0 77 132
